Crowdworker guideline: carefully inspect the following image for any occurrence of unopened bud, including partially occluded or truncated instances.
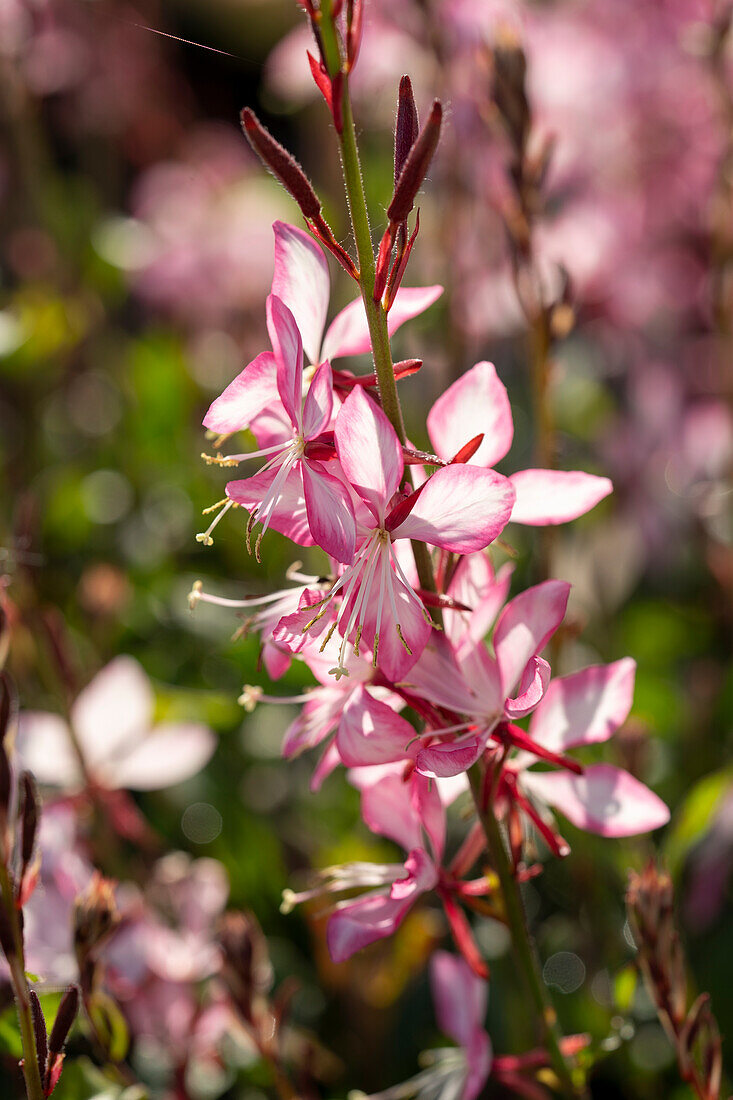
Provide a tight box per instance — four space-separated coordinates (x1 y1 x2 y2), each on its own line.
492 27 529 153
346 0 364 71
0 903 16 960
48 985 78 1057
218 910 272 1023
0 671 15 746
74 874 119 962
20 772 39 871
387 101 442 224
241 108 322 221
395 76 419 183
29 989 48 1078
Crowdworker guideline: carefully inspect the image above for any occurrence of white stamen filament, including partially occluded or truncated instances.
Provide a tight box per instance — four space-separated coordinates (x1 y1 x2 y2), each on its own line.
196 498 235 545
280 860 406 914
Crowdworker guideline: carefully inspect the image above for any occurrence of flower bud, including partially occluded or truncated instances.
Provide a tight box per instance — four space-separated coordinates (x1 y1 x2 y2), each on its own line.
492 27 529 154
394 76 419 184
0 902 16 960
20 772 39 872
0 671 15 747
48 985 78 1058
387 101 442 224
241 108 322 221
218 910 273 1024
29 989 48 1079
74 874 119 994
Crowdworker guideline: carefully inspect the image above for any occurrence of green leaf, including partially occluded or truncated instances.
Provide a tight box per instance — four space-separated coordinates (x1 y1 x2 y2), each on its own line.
665 767 732 874
614 966 637 1012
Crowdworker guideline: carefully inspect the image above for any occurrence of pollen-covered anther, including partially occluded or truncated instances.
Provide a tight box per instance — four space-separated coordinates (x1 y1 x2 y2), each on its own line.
396 623 412 654
238 684 263 712
200 451 241 467
188 580 203 609
318 621 338 652
280 888 297 915
196 498 236 546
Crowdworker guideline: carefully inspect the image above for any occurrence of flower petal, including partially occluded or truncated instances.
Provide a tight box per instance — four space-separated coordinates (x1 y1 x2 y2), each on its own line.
272 221 330 366
202 352 280 435
446 554 513 647
71 656 154 767
301 361 334 439
522 764 670 837
493 580 570 697
334 386 403 520
326 849 437 963
415 736 486 779
392 465 515 553
226 465 314 546
282 687 344 758
430 950 488 1051
336 686 416 768
504 656 551 719
359 769 423 851
266 294 303 429
302 459 356 564
15 712 81 789
104 723 215 791
509 469 613 526
356 569 432 681
321 284 442 361
529 659 636 752
427 360 513 466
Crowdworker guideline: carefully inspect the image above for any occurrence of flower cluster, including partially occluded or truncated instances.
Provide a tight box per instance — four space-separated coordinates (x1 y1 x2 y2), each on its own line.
191 7 671 1082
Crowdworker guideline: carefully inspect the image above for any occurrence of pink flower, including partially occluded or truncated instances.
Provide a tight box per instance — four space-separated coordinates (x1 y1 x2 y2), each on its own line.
16 656 215 793
509 659 670 840
282 763 449 963
351 950 492 1100
407 579 572 778
427 361 613 525
266 221 442 370
287 385 515 681
201 221 443 560
204 294 357 563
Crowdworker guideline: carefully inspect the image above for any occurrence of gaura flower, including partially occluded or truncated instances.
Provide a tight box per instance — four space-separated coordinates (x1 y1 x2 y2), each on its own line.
506 658 670 841
427 360 613 525
281 385 515 681
349 950 491 1100
16 656 215 794
203 293 357 563
199 221 442 559
406 579 573 779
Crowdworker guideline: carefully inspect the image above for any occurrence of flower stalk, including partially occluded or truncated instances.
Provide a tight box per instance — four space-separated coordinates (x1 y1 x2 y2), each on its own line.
318 1 438 602
468 762 586 1099
318 5 582 1091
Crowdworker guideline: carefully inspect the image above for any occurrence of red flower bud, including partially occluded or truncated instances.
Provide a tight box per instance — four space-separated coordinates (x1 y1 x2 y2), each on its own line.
394 76 419 184
241 108 322 221
387 100 442 224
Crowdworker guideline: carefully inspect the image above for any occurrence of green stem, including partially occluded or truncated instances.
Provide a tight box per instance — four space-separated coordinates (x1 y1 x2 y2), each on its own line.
318 3 437 601
468 764 586 1099
0 864 45 1100
319 8 580 1094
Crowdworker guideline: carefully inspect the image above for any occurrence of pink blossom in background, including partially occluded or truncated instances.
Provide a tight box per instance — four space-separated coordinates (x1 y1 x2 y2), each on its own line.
16 655 216 794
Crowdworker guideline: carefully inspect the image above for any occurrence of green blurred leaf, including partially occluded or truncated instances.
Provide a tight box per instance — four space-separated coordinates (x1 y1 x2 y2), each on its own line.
614 966 637 1012
665 767 732 874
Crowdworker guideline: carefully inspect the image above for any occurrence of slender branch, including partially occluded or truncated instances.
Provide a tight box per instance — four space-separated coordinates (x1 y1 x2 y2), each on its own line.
318 9 579 1094
468 763 586 1099
0 863 45 1100
318 2 438 603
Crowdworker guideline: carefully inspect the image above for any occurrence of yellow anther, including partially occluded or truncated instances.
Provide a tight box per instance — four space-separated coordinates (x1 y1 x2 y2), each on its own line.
188 580 203 609
238 684 263 712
